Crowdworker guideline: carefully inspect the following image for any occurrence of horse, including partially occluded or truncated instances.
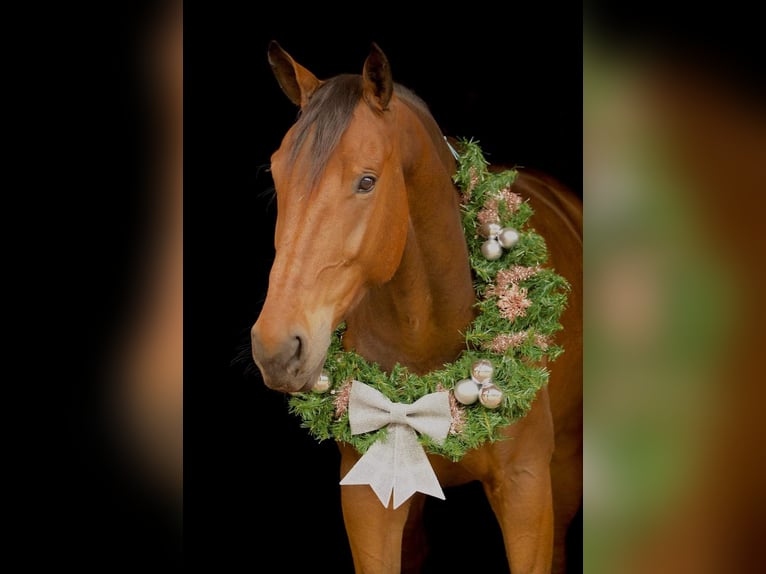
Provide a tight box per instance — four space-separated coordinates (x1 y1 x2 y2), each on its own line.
251 41 582 573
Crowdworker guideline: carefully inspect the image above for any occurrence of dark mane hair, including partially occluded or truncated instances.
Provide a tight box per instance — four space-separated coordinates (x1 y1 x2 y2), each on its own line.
287 75 431 188
288 74 363 188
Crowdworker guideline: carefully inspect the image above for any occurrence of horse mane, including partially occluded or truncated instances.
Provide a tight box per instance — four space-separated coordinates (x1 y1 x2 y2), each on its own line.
287 75 433 188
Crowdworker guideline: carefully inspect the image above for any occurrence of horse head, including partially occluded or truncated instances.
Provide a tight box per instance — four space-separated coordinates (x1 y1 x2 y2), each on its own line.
251 43 411 392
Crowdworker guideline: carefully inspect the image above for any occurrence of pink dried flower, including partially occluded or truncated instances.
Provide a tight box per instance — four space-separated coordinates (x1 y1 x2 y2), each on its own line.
489 266 540 295
497 284 532 322
333 381 353 418
534 334 550 350
438 383 466 435
485 332 529 353
460 167 481 204
477 199 500 225
496 186 523 212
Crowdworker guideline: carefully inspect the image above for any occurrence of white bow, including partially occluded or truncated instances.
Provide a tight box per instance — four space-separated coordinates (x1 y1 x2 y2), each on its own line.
339 381 451 509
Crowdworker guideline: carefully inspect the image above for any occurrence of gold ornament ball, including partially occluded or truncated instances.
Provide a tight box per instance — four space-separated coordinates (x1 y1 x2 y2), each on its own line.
454 378 480 405
471 359 494 385
497 227 519 249
479 384 504 409
478 221 502 239
313 370 331 393
481 239 503 260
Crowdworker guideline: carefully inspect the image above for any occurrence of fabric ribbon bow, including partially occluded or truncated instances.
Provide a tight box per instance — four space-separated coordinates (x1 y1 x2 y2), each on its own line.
339 380 452 509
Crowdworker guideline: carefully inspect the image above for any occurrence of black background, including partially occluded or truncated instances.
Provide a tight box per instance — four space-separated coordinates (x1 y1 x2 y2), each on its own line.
39 4 581 572
39 3 766 572
185 6 581 573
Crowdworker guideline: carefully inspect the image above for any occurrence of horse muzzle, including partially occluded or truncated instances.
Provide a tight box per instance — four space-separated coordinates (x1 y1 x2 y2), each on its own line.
250 318 327 393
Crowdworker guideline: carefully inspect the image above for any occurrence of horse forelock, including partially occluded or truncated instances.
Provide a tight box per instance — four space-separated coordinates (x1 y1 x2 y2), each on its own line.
287 74 364 188
286 76 432 190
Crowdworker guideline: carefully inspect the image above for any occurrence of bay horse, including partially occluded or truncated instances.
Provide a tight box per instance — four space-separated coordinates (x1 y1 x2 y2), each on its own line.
251 42 582 573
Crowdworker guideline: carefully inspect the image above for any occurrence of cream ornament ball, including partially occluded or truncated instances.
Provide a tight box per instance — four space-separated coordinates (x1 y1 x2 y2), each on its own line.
480 239 503 261
479 383 504 409
453 378 480 405
478 221 503 239
497 227 519 249
471 359 495 385
313 370 332 393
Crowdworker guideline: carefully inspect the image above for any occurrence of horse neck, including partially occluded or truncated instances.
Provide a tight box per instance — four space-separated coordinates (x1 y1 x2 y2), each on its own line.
344 101 476 375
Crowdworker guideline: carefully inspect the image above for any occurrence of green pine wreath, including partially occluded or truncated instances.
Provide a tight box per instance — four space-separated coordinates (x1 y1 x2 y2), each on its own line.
288 140 570 461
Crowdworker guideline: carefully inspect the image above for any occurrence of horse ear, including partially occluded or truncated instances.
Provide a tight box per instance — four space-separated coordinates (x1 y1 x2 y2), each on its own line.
363 43 393 111
268 41 321 107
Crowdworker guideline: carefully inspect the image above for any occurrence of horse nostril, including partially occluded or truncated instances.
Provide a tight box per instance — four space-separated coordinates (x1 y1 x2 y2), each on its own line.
286 333 305 373
293 334 303 360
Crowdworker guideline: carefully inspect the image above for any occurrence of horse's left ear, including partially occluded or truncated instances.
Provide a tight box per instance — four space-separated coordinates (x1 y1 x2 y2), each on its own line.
268 41 321 108
362 43 393 111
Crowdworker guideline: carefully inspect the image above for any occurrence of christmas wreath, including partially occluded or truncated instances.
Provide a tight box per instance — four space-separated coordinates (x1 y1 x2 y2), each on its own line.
288 140 569 461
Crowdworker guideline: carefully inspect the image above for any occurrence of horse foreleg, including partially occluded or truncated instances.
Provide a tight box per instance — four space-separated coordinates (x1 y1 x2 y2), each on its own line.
550 425 583 574
339 443 414 574
483 463 554 573
481 389 556 573
401 493 427 574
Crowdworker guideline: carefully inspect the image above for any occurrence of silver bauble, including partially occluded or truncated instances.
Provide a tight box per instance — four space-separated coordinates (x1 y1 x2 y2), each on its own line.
479 384 504 409
313 370 331 393
454 378 480 405
471 359 494 385
478 221 502 239
481 239 503 261
497 227 520 249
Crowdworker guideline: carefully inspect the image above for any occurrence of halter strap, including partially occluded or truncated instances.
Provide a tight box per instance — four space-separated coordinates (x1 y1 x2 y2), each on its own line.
444 136 461 161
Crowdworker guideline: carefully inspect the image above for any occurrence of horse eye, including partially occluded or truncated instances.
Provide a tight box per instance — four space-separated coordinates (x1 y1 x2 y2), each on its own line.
356 175 377 194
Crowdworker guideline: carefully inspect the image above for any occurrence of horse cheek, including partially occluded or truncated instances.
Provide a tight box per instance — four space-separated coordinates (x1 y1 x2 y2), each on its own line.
368 192 408 284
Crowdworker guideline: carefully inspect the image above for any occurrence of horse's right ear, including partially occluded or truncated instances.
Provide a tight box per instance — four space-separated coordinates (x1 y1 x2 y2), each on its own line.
268 41 321 108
